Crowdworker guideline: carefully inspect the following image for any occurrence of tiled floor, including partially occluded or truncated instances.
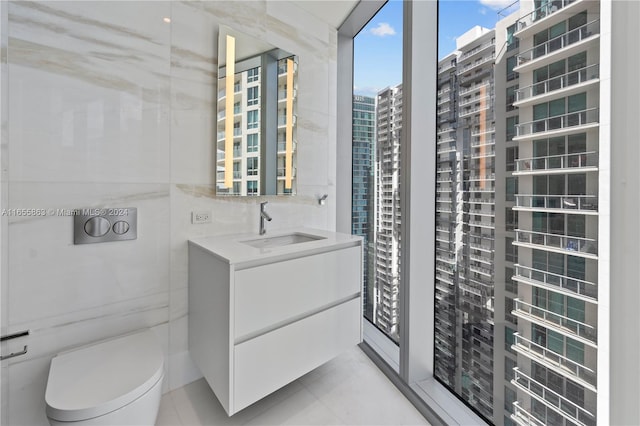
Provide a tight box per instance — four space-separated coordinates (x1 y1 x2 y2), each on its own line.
156 346 430 426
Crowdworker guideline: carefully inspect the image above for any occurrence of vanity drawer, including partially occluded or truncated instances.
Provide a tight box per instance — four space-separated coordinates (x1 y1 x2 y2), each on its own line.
233 297 361 412
233 246 361 339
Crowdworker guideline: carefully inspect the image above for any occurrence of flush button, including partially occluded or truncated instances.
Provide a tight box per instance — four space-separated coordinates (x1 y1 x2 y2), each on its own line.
84 216 111 237
112 220 130 235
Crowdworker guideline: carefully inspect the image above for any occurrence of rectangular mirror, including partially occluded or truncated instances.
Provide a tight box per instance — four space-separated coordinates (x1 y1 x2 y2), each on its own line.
216 26 298 196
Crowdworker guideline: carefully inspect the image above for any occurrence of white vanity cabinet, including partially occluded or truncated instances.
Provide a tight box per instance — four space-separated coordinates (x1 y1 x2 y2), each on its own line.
188 229 362 415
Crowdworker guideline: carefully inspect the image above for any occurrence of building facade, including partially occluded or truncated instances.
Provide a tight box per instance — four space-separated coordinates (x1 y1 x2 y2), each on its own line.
374 85 403 342
352 95 376 320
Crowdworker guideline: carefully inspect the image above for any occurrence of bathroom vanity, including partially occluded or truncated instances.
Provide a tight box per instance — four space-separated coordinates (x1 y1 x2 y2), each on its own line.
188 229 362 415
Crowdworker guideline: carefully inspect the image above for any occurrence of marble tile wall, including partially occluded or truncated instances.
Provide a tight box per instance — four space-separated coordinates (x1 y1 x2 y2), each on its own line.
0 1 338 424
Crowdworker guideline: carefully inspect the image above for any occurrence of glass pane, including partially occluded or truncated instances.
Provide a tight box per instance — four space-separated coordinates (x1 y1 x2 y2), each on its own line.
353 0 402 344
568 92 587 113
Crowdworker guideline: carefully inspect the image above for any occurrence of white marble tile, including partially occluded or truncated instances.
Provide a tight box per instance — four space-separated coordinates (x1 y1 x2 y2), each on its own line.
7 182 170 325
8 1 172 183
244 387 343 426
301 349 429 426
156 393 182 426
170 1 220 84
8 64 170 183
6 355 50 426
160 347 431 426
170 109 215 184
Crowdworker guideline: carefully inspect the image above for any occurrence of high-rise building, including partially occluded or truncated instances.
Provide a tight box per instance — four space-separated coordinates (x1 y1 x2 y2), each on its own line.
374 85 403 342
509 1 600 425
433 1 601 425
352 95 376 320
435 25 499 421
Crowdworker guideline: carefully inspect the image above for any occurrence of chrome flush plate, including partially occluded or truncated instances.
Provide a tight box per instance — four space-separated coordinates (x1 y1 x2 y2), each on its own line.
73 207 137 244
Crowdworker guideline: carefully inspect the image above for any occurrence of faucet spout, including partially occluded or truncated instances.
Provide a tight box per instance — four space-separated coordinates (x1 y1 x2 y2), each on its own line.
259 202 272 235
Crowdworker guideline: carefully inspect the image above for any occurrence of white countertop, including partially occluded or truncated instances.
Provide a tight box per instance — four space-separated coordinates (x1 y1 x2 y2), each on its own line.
188 228 362 266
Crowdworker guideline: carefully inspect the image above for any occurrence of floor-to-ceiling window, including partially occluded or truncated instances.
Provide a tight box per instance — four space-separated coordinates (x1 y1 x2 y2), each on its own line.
352 0 403 346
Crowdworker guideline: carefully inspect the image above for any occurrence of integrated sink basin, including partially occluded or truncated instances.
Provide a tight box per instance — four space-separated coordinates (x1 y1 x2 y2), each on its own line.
241 232 326 249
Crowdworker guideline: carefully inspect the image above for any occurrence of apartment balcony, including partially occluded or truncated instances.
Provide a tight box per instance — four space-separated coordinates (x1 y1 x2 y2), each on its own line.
514 194 598 215
515 0 586 37
513 298 597 346
436 273 454 286
216 128 243 141
459 94 491 108
514 264 597 303
458 39 496 64
458 67 492 85
459 81 491 97
515 229 598 259
437 96 452 106
457 54 495 76
515 64 600 107
512 333 597 392
437 126 455 135
438 142 457 155
467 220 495 231
514 151 598 175
459 104 491 119
511 401 547 426
515 19 600 73
470 136 495 148
471 126 495 137
468 264 493 278
437 86 452 96
514 107 599 141
512 365 596 424
470 146 496 159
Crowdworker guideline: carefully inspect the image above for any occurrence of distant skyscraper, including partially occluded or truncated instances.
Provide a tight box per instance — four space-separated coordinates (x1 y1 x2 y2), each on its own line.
374 85 403 342
352 95 376 320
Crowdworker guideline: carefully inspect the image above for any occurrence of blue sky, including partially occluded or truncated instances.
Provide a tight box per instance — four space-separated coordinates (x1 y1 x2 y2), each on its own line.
353 0 516 97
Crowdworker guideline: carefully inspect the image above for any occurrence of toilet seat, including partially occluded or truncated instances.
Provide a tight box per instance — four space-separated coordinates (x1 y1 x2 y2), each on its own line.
45 330 164 422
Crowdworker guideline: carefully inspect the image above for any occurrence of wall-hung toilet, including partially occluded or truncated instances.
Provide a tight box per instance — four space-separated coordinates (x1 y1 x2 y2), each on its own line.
45 330 164 426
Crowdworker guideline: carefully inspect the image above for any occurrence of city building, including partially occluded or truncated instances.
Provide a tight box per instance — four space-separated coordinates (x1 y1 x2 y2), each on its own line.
373 85 403 342
509 1 600 425
352 95 377 320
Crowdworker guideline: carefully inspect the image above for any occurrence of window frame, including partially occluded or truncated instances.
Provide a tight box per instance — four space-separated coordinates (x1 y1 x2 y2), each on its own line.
337 1 486 425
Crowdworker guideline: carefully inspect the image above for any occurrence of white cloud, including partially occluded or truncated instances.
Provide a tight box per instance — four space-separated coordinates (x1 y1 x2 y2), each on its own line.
478 0 515 10
370 22 396 37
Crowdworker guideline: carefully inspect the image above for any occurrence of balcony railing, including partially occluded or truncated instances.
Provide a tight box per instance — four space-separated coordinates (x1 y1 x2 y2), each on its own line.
516 64 600 102
459 94 491 108
512 402 547 426
512 366 596 423
516 108 599 137
514 264 597 301
459 39 496 62
457 54 496 75
458 81 491 97
514 194 598 213
459 104 491 118
517 20 600 66
515 229 597 257
513 298 597 344
515 151 598 173
516 0 579 32
471 126 495 137
513 334 596 390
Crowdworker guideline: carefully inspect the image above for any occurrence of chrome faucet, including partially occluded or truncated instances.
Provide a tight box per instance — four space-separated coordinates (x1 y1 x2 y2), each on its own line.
259 201 272 235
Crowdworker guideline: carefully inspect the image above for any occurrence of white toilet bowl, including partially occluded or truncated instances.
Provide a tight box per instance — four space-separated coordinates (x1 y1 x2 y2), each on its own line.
45 330 164 426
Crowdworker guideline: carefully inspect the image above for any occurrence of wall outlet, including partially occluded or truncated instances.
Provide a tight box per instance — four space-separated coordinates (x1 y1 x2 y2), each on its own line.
191 210 212 224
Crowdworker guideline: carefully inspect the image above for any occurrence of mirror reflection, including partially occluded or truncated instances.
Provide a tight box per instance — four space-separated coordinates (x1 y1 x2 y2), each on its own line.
216 26 298 196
